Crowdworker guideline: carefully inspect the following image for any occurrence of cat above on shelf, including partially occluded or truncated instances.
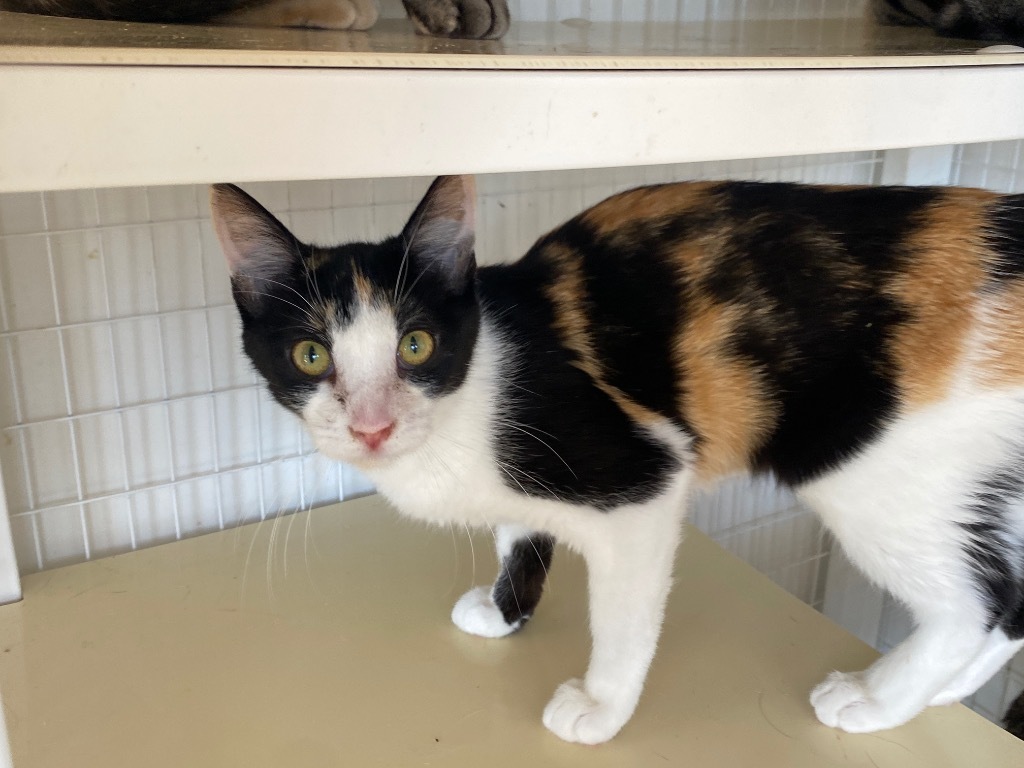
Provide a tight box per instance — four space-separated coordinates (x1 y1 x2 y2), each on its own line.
0 0 509 38
211 175 1024 744
873 0 1024 45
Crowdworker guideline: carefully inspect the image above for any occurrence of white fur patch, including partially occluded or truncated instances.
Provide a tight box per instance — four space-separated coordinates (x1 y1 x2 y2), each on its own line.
302 301 435 468
451 586 520 638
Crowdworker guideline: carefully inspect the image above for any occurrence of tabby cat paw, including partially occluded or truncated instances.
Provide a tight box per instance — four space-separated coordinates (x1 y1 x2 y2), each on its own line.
451 586 520 637
402 0 510 39
542 678 629 745
810 671 916 733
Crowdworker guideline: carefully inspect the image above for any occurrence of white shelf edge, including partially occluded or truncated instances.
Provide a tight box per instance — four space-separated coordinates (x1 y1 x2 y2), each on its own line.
1 63 1024 192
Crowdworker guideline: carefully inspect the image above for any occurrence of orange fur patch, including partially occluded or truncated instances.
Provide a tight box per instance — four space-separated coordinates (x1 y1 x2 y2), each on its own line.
676 297 778 480
888 189 994 408
661 236 777 479
351 262 374 305
978 282 1024 390
581 182 720 237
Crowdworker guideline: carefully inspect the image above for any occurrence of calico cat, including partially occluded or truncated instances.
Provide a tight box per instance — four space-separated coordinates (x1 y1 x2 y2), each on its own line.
872 0 1024 45
0 0 509 37
211 175 1024 744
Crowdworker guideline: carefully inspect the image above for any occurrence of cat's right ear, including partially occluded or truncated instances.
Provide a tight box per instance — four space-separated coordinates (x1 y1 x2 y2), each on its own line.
209 184 301 315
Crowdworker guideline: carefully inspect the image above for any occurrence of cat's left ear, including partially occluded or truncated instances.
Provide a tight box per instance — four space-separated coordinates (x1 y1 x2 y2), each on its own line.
401 175 477 294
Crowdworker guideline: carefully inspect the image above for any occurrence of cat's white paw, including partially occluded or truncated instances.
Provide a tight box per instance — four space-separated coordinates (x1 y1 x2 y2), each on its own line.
542 678 629 745
810 671 913 733
451 586 520 638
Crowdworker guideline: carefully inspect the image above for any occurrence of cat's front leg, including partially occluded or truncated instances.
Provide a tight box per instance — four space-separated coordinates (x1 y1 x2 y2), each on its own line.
543 499 686 745
451 524 554 638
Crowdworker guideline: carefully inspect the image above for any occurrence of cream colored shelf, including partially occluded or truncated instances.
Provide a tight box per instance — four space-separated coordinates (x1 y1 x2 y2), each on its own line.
0 494 1019 767
1 14 1024 191
2 13 1024 69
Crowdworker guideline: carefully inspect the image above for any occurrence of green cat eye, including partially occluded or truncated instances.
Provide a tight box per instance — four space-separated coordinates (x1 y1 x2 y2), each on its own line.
398 330 435 366
291 340 332 377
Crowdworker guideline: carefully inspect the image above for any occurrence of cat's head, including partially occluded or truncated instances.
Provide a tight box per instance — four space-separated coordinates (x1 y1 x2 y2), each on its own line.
210 176 480 469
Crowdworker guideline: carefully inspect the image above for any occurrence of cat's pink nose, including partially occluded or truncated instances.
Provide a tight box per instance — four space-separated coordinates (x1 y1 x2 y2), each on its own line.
349 423 395 451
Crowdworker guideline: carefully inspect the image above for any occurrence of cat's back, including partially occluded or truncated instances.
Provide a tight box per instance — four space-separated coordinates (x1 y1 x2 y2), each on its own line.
496 180 1024 480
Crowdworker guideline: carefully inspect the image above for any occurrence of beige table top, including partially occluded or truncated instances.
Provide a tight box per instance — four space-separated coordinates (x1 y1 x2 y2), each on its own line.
2 13 1024 69
0 494 1020 767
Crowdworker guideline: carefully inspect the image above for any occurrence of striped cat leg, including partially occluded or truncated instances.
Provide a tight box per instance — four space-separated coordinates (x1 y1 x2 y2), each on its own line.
451 524 554 638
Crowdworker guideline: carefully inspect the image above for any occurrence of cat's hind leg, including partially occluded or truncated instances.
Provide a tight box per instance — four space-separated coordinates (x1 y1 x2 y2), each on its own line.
810 615 991 732
451 524 554 638
929 628 1024 706
800 395 1024 733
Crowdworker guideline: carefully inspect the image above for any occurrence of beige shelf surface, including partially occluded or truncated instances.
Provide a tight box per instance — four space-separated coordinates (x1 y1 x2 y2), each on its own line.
2 12 1024 69
0 494 1020 767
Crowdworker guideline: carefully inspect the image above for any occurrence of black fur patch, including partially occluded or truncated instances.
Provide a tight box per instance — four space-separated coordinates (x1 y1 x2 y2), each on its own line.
1006 689 1024 740
962 455 1024 639
553 218 686 423
715 183 932 485
479 227 679 510
492 534 555 626
985 196 1024 284
479 263 677 510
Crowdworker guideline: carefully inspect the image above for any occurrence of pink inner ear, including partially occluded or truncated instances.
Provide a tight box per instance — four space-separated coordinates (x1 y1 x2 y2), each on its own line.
209 186 253 274
430 175 477 232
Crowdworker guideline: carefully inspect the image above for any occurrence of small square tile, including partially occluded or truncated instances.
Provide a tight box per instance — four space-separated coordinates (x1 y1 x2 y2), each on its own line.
83 497 134 558
121 404 173 488
95 187 148 226
152 221 204 311
0 431 31 514
110 316 167 405
219 468 264 528
0 234 55 330
159 311 212 398
214 388 260 470
167 397 216 478
37 504 87 568
43 190 98 231
63 324 119 413
0 192 45 237
22 420 78 507
101 227 157 318
175 476 223 536
75 412 127 497
49 229 108 324
8 512 41 574
287 180 333 211
146 185 200 222
130 486 179 546
289 210 335 245
9 329 68 422
331 179 374 209
207 306 252 389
